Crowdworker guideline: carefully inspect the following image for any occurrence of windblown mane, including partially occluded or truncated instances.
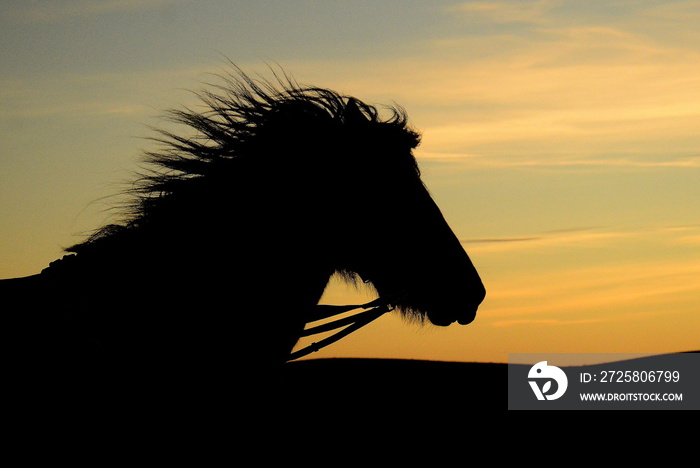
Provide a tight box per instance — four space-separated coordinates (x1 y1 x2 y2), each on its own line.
67 66 420 254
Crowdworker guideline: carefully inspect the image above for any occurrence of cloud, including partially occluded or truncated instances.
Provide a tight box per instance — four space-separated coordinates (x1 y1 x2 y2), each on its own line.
490 317 613 328
674 234 700 246
482 258 700 320
281 4 700 166
0 67 206 121
461 228 630 253
462 236 541 244
463 225 700 255
450 0 557 25
15 0 185 24
286 21 700 166
430 154 700 169
468 224 700 332
639 0 700 23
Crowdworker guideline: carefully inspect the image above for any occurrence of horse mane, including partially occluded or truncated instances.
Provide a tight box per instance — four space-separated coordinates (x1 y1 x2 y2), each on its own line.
67 65 421 255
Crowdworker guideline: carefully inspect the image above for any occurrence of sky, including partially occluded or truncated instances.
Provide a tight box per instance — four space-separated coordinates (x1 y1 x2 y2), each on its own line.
1 0 699 364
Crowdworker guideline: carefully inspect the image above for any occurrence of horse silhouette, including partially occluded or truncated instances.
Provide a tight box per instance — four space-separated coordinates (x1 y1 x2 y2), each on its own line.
3 67 485 411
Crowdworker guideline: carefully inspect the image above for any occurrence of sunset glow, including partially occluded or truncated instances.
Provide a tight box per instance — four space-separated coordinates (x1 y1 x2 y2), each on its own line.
2 1 698 363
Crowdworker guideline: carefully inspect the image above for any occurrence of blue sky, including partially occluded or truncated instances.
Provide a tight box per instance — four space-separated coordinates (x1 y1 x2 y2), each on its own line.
2 1 699 362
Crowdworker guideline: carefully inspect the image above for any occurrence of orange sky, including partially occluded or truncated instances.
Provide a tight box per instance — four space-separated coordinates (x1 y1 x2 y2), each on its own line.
2 1 699 364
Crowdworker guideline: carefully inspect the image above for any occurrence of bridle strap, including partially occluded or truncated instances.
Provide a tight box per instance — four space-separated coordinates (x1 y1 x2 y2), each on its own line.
286 298 394 362
302 296 385 322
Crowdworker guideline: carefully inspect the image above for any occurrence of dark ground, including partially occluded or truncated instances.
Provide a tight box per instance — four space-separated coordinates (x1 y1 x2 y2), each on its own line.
280 352 699 415
281 358 509 414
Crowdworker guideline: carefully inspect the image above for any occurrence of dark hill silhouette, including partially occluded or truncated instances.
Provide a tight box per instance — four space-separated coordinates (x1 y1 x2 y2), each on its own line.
283 358 508 413
282 352 699 413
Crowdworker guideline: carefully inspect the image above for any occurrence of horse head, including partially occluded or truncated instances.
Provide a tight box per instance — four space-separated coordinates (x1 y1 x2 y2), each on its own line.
249 87 485 328
328 97 485 327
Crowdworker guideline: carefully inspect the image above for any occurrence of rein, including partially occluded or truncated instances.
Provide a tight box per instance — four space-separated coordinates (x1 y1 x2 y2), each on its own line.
287 297 395 361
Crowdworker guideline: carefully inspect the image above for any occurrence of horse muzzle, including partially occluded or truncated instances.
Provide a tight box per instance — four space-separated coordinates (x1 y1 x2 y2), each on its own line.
426 282 485 327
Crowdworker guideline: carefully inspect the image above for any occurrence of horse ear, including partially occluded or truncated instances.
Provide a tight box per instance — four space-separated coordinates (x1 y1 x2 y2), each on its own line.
343 98 368 126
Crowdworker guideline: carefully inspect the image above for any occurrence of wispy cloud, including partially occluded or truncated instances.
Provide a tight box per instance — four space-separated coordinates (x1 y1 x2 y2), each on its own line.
519 158 700 168
490 317 613 328
286 3 700 166
0 67 206 121
450 0 557 25
462 236 541 244
638 0 700 23
293 47 699 167
463 225 700 254
461 227 632 253
468 224 700 336
482 258 700 320
426 154 700 169
15 0 185 24
676 235 700 246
